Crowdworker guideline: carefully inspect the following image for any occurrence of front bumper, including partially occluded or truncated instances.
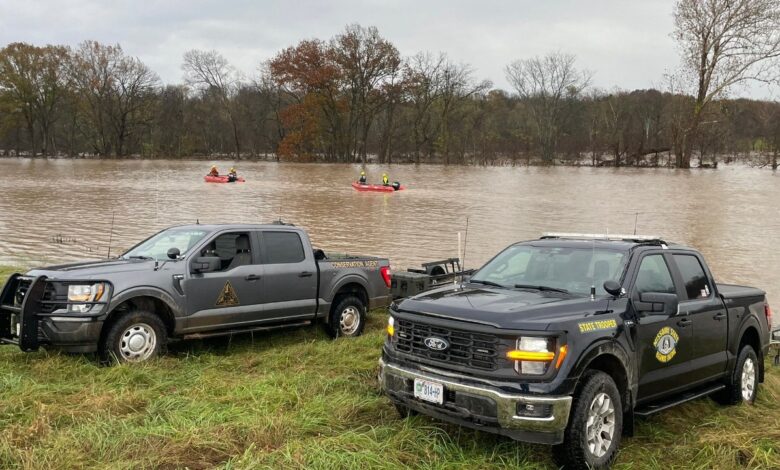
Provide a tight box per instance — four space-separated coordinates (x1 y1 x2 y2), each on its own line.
379 359 572 445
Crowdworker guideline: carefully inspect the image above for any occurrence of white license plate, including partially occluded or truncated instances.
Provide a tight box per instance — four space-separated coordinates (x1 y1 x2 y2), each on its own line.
414 378 444 405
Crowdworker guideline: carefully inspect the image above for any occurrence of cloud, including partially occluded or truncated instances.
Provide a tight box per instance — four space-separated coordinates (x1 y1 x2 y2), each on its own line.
0 0 770 97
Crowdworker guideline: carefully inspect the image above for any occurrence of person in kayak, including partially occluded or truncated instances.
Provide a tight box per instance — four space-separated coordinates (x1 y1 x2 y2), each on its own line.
228 167 238 182
359 171 367 185
382 173 389 186
209 165 219 177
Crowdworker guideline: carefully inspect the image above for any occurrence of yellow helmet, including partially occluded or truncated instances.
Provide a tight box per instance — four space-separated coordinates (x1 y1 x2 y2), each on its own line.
230 167 236 172
383 173 387 176
360 171 365 175
211 165 217 169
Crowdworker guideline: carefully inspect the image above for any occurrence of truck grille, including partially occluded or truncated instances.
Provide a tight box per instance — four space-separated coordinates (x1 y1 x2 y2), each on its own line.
395 319 500 370
14 279 59 313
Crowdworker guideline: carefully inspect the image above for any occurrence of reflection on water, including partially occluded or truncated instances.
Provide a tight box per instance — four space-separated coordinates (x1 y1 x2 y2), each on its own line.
0 159 778 315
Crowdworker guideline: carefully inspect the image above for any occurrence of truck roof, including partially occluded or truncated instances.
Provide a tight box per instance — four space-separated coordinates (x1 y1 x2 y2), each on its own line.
519 233 696 253
167 222 299 232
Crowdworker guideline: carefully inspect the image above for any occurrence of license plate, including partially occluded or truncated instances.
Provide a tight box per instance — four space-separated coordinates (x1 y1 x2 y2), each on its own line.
414 378 444 405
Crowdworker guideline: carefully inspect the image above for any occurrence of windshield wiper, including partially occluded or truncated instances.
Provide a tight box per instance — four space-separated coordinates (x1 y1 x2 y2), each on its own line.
126 255 154 260
469 279 506 288
513 284 570 294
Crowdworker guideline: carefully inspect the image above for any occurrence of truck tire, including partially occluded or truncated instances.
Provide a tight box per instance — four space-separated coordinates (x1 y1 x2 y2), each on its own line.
327 295 366 338
715 344 759 405
555 371 622 470
99 310 167 364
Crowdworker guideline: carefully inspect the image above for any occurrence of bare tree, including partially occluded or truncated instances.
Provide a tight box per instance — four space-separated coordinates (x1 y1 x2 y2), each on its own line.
505 52 591 163
673 0 780 167
182 50 243 157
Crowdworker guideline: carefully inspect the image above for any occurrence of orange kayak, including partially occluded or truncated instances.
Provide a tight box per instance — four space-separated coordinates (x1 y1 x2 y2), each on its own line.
352 182 405 192
205 175 245 183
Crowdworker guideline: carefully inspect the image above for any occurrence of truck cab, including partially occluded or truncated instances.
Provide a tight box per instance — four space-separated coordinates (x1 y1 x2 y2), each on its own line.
380 233 771 469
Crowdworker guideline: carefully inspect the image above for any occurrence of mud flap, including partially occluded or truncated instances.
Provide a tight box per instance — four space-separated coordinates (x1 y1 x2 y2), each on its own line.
19 275 47 351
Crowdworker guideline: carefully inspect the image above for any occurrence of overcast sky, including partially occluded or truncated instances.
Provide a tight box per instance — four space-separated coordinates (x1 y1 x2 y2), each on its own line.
0 0 775 98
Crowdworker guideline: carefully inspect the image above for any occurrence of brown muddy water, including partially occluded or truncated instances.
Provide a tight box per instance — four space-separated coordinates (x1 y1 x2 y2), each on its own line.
0 159 778 314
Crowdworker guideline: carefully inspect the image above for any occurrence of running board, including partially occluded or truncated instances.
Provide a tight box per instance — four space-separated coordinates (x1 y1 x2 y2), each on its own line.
181 321 312 340
635 383 725 417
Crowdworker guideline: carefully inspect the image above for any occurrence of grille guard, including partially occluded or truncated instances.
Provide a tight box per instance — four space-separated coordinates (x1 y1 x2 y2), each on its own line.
0 274 113 351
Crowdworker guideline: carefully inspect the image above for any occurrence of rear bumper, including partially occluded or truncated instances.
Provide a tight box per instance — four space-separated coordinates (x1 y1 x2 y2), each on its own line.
379 359 572 445
369 294 392 311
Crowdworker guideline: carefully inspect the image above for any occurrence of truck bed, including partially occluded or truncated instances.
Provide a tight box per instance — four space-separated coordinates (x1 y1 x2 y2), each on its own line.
716 283 766 300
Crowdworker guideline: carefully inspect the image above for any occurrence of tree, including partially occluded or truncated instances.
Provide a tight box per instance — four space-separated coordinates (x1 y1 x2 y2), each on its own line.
505 52 591 163
673 0 780 167
182 50 243 157
70 41 159 156
0 43 71 156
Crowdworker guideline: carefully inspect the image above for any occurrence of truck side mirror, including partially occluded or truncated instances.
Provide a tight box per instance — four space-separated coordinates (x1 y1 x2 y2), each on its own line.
635 292 678 316
313 249 326 261
167 247 181 260
192 256 220 273
603 280 622 297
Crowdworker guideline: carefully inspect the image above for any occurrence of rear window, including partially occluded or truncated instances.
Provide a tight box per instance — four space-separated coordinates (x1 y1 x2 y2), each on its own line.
674 254 711 300
262 231 305 264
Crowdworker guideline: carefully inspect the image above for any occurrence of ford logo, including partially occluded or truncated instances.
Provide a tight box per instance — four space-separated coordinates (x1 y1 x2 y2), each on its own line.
424 337 449 351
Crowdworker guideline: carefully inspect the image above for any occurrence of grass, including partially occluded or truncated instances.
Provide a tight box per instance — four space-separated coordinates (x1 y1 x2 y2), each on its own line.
0 266 778 469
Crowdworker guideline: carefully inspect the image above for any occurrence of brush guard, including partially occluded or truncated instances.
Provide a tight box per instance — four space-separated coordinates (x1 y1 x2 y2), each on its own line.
0 274 112 351
771 329 780 367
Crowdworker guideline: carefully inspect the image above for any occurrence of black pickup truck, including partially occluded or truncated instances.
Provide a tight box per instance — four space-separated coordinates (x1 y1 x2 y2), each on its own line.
380 233 772 469
0 223 391 363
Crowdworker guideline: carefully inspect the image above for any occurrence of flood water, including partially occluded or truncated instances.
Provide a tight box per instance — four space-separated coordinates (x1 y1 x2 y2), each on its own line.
0 159 778 314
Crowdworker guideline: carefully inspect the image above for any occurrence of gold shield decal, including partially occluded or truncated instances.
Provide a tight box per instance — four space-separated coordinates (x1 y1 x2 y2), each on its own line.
216 281 240 307
653 326 679 363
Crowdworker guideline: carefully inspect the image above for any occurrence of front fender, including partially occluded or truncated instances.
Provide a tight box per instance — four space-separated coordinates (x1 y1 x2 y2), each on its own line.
107 286 183 318
570 338 635 405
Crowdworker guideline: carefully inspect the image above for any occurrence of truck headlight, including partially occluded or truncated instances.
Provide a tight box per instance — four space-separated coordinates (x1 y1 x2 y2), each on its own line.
67 283 106 313
387 316 395 336
507 336 566 375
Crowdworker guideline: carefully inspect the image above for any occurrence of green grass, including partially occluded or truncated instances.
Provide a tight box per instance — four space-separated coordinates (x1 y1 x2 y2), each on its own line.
0 267 778 469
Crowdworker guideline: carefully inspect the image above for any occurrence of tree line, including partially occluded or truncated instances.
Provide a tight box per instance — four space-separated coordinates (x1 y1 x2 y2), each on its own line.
1 0 779 168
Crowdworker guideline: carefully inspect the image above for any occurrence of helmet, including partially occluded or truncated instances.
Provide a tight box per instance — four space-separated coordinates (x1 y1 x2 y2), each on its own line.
360 171 365 175
211 165 217 169
230 167 236 172
383 173 387 176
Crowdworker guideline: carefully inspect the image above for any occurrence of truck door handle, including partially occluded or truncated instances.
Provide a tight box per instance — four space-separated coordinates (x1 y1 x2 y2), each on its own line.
298 271 313 278
714 312 727 321
677 318 692 327
244 274 261 281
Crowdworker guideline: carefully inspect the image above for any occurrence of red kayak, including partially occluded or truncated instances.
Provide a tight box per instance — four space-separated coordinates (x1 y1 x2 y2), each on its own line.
352 182 405 192
205 175 245 183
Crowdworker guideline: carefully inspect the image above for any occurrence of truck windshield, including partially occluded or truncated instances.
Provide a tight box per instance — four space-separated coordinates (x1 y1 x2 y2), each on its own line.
470 245 628 296
121 229 209 261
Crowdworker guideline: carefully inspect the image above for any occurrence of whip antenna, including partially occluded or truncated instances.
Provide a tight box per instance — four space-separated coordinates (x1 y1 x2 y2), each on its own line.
106 211 115 259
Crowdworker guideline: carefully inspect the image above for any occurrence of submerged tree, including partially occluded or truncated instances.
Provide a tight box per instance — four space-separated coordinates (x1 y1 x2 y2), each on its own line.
673 0 780 168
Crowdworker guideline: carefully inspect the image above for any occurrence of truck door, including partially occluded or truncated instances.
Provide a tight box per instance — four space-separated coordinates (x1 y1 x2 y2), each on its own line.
632 253 695 403
670 253 728 383
258 230 318 321
183 231 266 330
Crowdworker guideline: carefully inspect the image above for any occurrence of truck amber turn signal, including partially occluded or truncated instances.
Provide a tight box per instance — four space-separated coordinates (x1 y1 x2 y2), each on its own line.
506 350 555 361
386 316 395 336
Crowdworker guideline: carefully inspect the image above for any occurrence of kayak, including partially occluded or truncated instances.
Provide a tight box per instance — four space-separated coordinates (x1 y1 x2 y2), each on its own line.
204 175 245 183
352 182 405 192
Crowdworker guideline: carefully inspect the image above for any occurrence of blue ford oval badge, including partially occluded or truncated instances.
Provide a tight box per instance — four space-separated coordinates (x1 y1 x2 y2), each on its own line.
424 337 449 351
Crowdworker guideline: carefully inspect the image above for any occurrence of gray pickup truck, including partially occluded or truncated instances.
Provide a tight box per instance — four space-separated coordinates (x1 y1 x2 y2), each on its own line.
0 223 392 363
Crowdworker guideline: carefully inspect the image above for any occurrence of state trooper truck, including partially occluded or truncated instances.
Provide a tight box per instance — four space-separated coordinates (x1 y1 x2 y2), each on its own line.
0 223 392 363
380 233 772 469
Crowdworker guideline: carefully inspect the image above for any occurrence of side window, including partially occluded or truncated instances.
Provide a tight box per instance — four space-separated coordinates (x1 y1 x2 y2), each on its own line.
634 255 676 295
673 254 711 300
200 232 253 271
262 231 305 264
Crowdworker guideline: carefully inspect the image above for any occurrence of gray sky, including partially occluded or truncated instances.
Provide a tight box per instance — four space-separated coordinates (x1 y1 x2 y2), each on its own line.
0 0 774 97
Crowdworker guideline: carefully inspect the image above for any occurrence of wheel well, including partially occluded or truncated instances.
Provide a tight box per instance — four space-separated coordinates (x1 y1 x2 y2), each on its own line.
105 296 176 335
739 326 764 382
584 354 631 413
329 283 368 319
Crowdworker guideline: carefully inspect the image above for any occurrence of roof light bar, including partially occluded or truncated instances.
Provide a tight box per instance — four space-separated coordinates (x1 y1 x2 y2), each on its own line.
541 232 664 242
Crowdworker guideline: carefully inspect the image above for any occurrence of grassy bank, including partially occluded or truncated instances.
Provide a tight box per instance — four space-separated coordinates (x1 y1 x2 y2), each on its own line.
0 268 778 469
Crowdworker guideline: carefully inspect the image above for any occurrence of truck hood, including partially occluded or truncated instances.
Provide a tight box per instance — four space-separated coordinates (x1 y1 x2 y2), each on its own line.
396 283 613 331
26 258 158 279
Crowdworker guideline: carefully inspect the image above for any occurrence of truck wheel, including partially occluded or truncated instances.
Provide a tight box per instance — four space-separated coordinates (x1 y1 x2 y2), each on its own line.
715 344 759 405
556 371 622 470
327 296 366 338
100 310 167 364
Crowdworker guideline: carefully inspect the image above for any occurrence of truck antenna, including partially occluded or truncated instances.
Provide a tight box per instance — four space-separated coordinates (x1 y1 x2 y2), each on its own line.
633 212 639 235
590 238 596 301
462 216 470 273
106 211 115 259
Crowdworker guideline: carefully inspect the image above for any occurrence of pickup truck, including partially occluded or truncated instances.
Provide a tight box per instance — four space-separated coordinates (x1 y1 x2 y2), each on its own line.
0 223 391 363
380 233 771 469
